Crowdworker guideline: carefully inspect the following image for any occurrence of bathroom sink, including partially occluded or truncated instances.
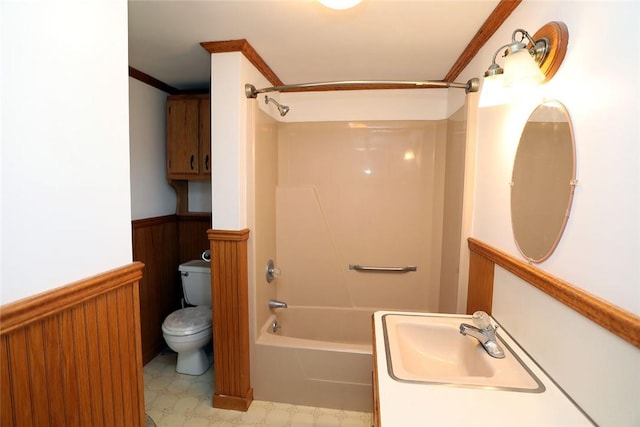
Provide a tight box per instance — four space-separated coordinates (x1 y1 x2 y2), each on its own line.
382 313 544 392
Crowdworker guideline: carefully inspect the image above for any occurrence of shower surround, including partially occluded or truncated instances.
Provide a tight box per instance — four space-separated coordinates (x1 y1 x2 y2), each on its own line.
275 121 446 311
249 109 464 411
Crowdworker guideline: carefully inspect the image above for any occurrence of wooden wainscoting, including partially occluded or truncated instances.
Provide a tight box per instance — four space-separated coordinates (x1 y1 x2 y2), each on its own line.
132 215 181 364
132 213 211 365
178 213 212 263
466 249 495 314
208 228 253 411
0 263 145 427
467 238 640 348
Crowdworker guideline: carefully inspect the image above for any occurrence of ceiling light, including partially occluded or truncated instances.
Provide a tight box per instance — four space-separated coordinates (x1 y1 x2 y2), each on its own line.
479 22 568 107
318 0 363 10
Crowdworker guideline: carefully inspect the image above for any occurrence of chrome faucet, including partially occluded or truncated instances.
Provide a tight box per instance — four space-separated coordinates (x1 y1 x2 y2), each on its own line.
459 311 505 359
268 299 288 309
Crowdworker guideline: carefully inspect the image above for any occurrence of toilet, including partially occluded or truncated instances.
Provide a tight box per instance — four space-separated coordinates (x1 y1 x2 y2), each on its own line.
162 260 212 375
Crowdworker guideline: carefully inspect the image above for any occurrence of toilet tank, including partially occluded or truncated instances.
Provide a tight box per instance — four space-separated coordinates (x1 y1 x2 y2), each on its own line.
179 260 211 306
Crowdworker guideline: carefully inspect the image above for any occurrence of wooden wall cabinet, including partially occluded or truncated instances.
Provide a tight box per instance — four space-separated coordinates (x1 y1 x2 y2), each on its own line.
166 93 211 214
166 94 210 180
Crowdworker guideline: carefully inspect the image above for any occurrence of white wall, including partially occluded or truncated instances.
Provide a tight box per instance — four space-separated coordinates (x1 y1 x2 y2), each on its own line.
129 78 176 220
210 52 272 230
457 2 640 425
1 1 132 304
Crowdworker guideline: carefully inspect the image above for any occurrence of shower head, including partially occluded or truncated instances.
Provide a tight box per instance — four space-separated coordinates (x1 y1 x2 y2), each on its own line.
265 95 290 117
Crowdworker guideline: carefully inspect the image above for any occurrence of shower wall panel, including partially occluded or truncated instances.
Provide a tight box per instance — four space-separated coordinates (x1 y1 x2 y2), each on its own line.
439 105 468 313
251 108 279 334
276 121 446 311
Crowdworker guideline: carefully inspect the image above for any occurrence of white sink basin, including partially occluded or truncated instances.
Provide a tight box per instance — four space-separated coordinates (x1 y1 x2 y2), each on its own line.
382 314 544 392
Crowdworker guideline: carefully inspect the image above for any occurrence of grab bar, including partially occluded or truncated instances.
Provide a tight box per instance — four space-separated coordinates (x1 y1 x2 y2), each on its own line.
349 264 417 273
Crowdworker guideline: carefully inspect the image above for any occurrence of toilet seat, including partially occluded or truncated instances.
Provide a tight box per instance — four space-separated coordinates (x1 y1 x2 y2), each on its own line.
162 306 212 336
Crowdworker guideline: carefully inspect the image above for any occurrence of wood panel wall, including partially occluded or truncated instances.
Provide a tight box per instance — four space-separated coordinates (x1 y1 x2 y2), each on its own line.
467 238 640 348
178 214 212 263
132 213 211 364
132 215 181 364
0 263 145 427
466 249 495 314
208 228 253 411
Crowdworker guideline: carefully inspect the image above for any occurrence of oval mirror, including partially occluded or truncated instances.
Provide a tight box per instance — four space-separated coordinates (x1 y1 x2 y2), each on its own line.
511 100 576 263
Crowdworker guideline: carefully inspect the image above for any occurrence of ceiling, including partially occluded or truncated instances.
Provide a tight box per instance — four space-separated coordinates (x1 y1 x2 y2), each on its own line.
128 0 503 91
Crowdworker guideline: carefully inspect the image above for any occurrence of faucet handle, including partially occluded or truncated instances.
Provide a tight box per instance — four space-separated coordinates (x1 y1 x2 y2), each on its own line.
266 259 281 283
472 311 492 330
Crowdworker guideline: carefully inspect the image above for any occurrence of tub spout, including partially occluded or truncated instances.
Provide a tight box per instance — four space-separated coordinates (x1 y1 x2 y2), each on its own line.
268 299 288 309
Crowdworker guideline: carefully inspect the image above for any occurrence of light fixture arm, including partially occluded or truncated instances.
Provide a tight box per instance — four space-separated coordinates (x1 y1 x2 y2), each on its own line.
485 42 512 78
512 29 536 47
511 28 550 67
491 43 512 64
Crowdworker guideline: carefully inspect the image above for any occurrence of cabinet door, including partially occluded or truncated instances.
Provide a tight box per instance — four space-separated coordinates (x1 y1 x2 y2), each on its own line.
199 98 211 176
167 98 200 176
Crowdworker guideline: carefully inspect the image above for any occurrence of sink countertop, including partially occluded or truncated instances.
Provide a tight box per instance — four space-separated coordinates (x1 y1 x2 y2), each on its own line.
373 311 595 427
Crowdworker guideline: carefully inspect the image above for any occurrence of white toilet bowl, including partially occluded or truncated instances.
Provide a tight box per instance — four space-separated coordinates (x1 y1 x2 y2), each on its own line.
162 305 212 375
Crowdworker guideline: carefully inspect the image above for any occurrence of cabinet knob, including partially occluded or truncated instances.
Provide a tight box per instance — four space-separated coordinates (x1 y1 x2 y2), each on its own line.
190 155 195 170
205 155 209 171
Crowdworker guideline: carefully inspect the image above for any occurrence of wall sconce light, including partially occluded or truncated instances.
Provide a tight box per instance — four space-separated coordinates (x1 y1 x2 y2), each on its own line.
479 21 569 107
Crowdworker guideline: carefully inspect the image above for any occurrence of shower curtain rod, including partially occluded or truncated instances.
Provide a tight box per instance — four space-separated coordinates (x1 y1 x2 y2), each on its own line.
245 77 479 98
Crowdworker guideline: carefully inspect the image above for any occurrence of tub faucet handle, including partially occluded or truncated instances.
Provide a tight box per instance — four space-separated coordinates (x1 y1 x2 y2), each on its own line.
266 259 281 283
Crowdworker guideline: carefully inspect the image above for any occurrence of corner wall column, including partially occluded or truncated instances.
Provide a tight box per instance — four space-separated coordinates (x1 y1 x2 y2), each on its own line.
208 228 253 411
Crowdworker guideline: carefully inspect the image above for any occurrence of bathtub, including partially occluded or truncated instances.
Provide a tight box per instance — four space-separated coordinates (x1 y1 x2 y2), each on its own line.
251 306 375 412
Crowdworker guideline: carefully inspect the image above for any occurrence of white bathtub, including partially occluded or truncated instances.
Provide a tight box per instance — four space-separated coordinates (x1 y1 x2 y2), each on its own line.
252 306 375 412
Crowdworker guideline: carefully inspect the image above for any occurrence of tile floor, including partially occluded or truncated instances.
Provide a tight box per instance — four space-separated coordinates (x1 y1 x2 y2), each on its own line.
144 352 372 427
